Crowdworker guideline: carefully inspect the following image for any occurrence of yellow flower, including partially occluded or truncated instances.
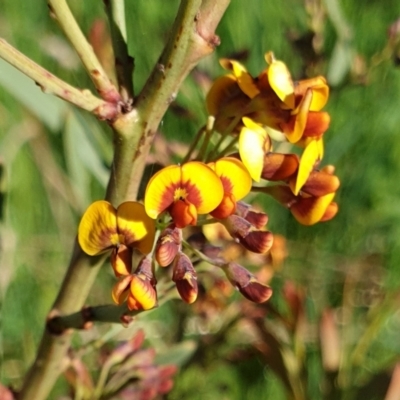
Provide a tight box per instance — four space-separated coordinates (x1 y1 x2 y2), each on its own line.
144 161 224 228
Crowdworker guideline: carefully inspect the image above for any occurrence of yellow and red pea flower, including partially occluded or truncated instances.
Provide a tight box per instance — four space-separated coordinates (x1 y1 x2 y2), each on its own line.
144 161 224 229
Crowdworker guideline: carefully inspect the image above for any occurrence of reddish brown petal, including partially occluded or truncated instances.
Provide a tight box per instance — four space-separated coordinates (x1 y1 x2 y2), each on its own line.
169 200 198 229
300 170 340 197
302 111 330 138
262 153 299 181
210 193 237 219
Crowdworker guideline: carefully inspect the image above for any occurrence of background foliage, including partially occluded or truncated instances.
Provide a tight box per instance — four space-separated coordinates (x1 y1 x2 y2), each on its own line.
1 0 400 398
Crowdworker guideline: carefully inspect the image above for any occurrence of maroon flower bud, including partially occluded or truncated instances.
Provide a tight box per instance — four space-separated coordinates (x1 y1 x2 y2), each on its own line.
172 253 198 304
235 201 269 229
222 262 273 303
240 230 273 254
155 226 181 267
244 210 269 229
223 215 273 254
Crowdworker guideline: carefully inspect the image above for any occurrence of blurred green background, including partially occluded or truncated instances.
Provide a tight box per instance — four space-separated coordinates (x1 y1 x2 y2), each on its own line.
1 0 400 399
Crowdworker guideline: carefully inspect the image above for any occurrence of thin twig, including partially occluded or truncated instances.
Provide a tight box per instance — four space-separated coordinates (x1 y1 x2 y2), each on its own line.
0 39 117 119
47 0 121 103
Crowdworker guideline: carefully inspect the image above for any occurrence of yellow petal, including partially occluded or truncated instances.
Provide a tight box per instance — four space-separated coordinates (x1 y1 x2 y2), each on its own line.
78 200 118 256
294 140 320 195
220 59 260 98
266 54 295 109
284 88 313 144
144 165 182 220
128 275 157 311
117 202 155 253
180 162 224 214
291 193 335 226
111 245 132 277
111 275 132 305
212 157 252 200
295 76 329 111
239 118 268 181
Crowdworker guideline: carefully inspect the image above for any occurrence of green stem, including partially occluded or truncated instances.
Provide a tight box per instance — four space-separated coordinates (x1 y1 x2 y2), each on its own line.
0 39 116 119
47 303 142 332
48 0 120 102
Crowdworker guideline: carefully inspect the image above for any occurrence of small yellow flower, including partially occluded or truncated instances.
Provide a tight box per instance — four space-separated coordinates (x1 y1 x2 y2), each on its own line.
144 161 224 228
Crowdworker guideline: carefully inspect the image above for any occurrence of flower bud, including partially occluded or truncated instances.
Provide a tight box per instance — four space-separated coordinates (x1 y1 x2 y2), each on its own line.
240 230 274 254
172 253 198 304
223 262 273 303
155 226 181 267
223 215 273 254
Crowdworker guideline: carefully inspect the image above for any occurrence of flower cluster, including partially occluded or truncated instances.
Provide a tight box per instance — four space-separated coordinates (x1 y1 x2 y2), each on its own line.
78 52 339 313
206 51 339 224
